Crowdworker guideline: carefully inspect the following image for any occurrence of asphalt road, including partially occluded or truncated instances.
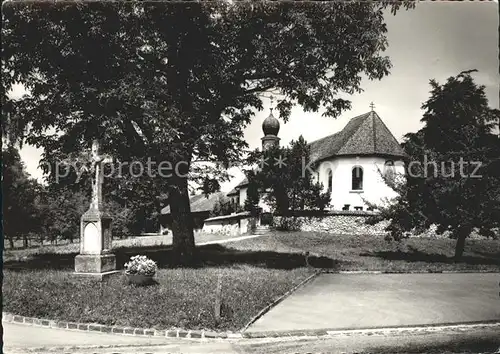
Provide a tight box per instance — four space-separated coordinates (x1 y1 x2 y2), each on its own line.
2 322 173 349
247 272 500 332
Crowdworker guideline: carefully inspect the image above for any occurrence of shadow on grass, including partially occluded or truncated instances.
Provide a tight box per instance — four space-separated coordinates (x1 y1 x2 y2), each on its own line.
362 246 500 266
4 244 340 271
473 250 500 261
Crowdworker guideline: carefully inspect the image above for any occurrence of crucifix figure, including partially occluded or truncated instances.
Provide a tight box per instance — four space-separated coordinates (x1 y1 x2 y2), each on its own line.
369 102 375 111
89 139 112 211
74 138 117 280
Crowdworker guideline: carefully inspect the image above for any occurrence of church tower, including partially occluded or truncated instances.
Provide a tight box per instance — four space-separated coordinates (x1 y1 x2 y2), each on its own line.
261 99 280 151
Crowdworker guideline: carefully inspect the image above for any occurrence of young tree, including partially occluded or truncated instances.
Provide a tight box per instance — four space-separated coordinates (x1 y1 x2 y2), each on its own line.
374 71 500 261
3 2 413 264
243 171 261 216
250 136 330 214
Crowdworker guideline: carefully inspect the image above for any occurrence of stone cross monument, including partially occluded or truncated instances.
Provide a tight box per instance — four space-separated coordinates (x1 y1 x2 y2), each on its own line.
74 139 118 280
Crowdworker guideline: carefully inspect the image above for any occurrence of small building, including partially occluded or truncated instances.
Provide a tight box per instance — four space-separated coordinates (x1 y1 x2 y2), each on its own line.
233 108 406 212
308 110 406 211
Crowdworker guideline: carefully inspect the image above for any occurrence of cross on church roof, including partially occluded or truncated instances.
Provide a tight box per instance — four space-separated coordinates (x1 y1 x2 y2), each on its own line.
270 95 275 113
369 102 375 111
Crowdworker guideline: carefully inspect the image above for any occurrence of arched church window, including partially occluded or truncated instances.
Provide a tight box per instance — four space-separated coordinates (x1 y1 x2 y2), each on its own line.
327 169 333 192
352 166 363 191
384 160 395 183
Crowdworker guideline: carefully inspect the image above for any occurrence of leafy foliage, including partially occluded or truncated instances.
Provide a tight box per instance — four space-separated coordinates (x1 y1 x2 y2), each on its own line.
273 216 303 232
210 195 241 217
3 2 413 263
373 71 500 259
248 136 330 214
2 145 42 247
243 171 261 215
2 146 144 247
39 186 89 244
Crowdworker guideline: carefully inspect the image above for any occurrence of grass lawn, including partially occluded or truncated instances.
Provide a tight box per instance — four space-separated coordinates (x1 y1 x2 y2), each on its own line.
3 266 314 331
224 231 500 272
3 231 498 332
4 231 499 272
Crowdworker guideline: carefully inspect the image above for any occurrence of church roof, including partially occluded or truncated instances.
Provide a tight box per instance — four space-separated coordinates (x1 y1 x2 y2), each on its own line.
309 111 406 163
230 110 405 191
161 191 226 215
262 111 280 136
236 177 249 188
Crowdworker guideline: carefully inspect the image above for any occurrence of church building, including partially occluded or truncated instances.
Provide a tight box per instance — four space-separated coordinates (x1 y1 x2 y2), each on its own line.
230 105 407 212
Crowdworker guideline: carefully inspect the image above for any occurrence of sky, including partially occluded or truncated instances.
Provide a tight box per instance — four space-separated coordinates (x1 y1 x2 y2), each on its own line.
14 2 500 192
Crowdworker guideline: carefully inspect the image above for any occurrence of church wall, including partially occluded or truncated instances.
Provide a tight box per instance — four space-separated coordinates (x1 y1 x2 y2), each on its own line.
236 157 404 213
316 156 404 211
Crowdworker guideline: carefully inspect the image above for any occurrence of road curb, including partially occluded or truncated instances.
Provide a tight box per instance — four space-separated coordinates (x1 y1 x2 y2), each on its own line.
2 312 241 340
4 312 499 340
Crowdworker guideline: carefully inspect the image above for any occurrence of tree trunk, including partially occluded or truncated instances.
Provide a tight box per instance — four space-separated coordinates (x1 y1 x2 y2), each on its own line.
23 235 28 248
8 235 14 249
169 175 195 267
454 226 471 262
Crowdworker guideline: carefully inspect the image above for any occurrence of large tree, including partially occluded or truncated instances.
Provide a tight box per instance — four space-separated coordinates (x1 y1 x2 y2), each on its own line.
374 71 500 261
3 1 413 265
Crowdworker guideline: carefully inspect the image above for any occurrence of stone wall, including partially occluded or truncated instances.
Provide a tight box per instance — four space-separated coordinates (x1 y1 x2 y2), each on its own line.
202 212 256 237
273 211 389 235
272 212 496 239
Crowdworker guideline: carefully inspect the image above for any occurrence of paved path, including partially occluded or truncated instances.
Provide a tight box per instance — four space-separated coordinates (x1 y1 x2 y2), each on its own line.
197 234 265 246
246 273 500 332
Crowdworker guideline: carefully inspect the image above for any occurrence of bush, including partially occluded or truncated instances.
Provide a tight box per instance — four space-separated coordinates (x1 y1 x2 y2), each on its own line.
274 216 302 231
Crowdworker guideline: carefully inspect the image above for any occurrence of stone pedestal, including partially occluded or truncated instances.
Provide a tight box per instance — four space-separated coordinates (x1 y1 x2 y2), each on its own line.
75 254 116 273
74 208 119 281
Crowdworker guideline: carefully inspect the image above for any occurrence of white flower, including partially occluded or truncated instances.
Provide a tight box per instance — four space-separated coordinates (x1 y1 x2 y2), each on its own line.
124 255 157 275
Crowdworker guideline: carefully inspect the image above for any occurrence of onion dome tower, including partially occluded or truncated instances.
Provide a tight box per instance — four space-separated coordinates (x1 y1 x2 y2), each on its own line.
261 97 280 151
